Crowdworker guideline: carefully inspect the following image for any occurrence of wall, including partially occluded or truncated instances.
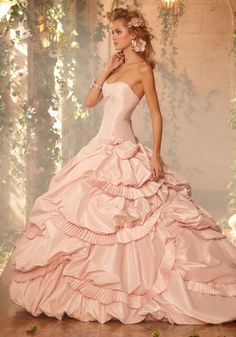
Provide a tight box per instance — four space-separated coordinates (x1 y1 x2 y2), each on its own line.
94 0 236 219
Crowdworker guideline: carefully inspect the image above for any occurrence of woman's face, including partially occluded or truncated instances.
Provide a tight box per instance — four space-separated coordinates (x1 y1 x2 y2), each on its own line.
110 19 134 51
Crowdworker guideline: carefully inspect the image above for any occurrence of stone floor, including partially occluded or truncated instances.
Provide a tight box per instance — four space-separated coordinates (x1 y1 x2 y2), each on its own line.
0 283 236 337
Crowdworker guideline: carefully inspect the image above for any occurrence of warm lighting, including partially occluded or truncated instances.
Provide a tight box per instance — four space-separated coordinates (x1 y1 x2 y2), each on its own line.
161 0 182 14
0 0 15 21
37 15 45 33
162 0 177 8
40 32 50 48
228 214 236 239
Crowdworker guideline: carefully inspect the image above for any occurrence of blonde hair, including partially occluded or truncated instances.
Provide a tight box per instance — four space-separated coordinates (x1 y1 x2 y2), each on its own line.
107 7 155 69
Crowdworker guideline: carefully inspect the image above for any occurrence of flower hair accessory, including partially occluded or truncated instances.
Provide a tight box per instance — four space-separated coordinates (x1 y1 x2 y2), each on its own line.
127 17 145 28
131 38 146 53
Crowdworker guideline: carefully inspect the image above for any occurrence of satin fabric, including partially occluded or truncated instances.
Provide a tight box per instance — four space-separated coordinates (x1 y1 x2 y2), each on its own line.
1 81 236 324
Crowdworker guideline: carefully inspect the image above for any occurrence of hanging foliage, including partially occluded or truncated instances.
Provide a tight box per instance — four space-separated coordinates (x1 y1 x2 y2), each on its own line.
154 1 190 170
156 1 185 69
0 0 87 271
0 0 28 199
0 0 87 205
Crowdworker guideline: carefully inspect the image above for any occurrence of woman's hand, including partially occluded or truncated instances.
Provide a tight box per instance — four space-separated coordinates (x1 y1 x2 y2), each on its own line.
150 155 164 182
105 51 125 73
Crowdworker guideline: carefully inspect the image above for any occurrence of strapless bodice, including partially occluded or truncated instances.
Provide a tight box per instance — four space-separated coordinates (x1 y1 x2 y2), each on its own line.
94 81 140 142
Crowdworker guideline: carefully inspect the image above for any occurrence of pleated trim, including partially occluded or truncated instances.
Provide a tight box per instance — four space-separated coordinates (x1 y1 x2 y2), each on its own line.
167 181 192 200
186 280 236 297
24 224 45 239
153 238 176 294
181 226 226 241
67 278 154 309
12 255 71 283
87 177 163 200
50 207 161 245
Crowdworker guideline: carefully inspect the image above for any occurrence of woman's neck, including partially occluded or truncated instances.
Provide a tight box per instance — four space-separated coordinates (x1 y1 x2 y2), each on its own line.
122 47 143 65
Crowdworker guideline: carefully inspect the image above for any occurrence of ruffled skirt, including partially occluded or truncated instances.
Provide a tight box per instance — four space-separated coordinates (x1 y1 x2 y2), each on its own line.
1 136 236 324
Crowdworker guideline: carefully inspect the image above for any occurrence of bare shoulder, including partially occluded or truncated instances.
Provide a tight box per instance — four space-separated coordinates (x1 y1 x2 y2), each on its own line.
138 62 153 77
136 62 154 86
136 63 154 91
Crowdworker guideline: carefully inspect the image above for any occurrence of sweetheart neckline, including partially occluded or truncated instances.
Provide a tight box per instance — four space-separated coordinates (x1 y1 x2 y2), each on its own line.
104 80 141 101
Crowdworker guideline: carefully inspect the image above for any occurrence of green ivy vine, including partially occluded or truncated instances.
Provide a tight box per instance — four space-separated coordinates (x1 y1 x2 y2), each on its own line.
154 1 189 170
0 0 87 271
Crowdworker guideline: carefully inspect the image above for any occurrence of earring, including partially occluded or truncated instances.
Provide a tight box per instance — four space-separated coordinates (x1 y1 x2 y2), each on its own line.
131 38 137 50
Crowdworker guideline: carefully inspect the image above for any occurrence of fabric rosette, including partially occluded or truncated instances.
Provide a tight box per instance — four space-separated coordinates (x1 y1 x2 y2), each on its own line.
100 136 140 159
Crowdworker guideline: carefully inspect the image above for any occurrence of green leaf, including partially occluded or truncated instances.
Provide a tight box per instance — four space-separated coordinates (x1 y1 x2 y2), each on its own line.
25 324 38 335
150 330 160 337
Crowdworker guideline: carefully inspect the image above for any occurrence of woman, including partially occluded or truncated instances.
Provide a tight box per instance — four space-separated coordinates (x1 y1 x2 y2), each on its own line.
85 8 163 184
1 7 236 325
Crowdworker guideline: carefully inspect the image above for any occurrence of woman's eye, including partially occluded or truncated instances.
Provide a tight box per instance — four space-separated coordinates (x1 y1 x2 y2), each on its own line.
110 29 121 35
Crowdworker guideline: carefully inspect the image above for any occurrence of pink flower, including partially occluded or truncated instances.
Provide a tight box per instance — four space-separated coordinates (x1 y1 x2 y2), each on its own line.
134 38 146 52
127 17 145 28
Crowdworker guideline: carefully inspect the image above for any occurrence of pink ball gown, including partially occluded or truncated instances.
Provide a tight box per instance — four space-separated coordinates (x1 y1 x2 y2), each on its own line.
1 80 236 325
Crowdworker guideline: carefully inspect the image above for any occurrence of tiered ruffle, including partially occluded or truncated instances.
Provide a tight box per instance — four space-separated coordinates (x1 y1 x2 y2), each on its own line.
1 136 236 324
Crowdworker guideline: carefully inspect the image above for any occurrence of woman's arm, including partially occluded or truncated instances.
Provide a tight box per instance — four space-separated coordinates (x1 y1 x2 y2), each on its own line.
140 64 163 181
85 67 110 108
85 51 125 108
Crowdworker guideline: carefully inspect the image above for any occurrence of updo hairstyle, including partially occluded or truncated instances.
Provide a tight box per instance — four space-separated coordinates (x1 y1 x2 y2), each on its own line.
107 7 155 69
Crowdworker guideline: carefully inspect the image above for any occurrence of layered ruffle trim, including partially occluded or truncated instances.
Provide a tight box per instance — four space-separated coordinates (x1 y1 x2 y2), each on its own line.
186 280 236 297
11 224 234 304
24 137 225 244
180 225 226 240
12 254 71 282
87 176 163 200
11 254 236 303
67 279 155 309
25 223 45 239
25 206 162 245
5 136 234 315
24 203 225 247
69 278 236 301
